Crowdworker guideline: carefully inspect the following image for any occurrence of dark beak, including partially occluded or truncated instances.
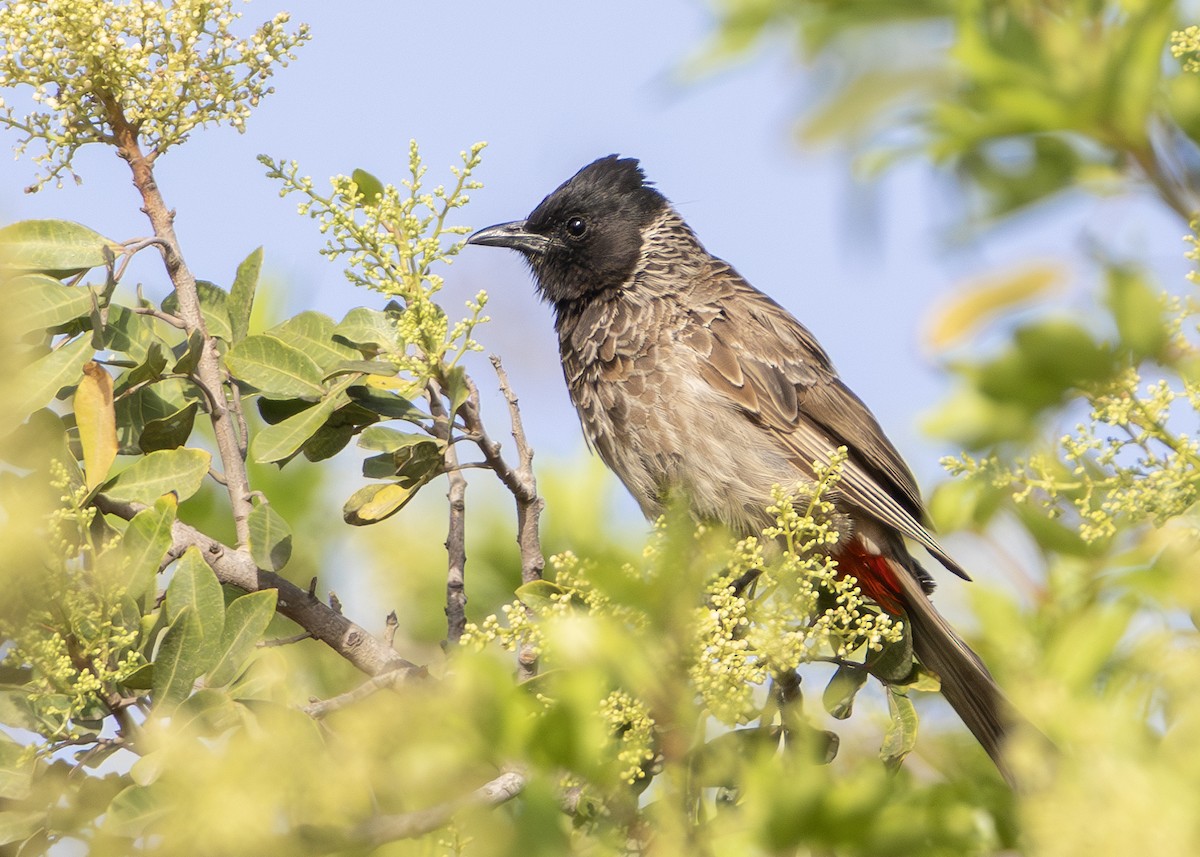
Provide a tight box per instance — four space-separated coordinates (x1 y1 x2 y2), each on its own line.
467 220 550 256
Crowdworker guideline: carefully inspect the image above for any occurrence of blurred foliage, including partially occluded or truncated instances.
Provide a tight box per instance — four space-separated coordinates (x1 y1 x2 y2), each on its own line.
3 0 1200 856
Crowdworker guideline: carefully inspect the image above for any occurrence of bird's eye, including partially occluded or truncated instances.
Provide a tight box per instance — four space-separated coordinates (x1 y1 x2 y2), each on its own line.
565 216 587 238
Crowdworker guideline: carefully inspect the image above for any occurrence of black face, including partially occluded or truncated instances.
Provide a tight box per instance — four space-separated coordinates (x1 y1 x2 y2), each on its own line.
468 156 668 305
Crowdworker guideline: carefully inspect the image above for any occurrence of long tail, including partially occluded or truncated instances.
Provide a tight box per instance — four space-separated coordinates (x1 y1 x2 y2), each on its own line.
890 564 1017 786
837 540 1017 785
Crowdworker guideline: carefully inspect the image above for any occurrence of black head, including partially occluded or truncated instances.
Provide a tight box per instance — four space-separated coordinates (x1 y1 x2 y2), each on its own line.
468 155 669 305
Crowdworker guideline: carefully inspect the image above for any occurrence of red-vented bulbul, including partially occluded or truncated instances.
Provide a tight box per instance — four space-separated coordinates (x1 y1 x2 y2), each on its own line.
469 155 1016 783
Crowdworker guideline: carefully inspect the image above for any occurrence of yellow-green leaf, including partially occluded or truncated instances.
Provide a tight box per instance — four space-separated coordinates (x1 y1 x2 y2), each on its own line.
75 361 118 492
925 265 1063 350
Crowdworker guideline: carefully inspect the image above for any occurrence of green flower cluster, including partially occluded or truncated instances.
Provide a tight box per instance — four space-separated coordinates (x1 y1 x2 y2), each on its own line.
261 142 489 377
0 0 308 189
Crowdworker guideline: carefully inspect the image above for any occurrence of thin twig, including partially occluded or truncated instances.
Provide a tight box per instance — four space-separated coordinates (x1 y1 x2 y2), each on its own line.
259 631 314 648
132 306 186 329
429 383 468 645
303 669 409 718
94 494 421 678
384 611 399 648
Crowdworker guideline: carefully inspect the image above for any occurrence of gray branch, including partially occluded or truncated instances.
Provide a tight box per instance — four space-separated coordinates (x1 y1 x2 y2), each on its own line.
94 494 421 679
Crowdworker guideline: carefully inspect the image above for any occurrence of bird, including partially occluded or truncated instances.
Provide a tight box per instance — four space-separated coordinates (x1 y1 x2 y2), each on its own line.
468 155 1016 784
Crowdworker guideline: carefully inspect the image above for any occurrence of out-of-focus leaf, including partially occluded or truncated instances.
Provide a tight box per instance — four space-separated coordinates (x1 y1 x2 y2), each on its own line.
206 590 277 688
690 728 779 788
8 273 95 334
0 219 121 277
74 361 118 492
516 580 575 611
248 503 292 572
102 447 211 504
443 365 469 416
104 784 166 837
880 688 918 770
5 336 93 431
1105 266 1167 360
925 265 1064 350
0 809 44 847
226 334 325 399
228 246 262 343
865 625 914 683
267 311 358 370
0 738 34 801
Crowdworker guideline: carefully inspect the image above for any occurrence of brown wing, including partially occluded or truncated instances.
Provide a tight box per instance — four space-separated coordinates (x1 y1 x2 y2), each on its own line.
691 261 969 580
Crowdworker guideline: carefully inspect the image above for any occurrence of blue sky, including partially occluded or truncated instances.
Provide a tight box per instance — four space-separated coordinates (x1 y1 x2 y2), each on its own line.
0 0 1188 528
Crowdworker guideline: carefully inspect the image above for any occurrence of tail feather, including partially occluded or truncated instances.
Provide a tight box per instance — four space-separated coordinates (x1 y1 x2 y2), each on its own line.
891 565 1017 786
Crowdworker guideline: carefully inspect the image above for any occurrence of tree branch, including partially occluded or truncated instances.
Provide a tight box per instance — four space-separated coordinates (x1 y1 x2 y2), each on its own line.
101 94 254 546
94 494 421 679
467 356 546 680
429 387 469 646
303 669 408 718
348 771 527 847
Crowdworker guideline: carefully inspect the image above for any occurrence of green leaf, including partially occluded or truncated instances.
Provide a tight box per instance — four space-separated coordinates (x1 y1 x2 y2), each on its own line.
248 503 292 572
152 606 203 711
880 688 919 770
7 273 95 335
351 168 385 205
250 375 359 464
119 494 178 602
226 334 325 399
302 422 356 462
102 304 159 364
515 580 574 611
5 336 93 429
114 378 194 454
443 365 469 416
323 359 397 380
228 246 262 343
118 341 170 393
250 395 342 464
166 547 226 664
347 385 427 421
358 426 437 453
267 311 358 370
171 328 205 377
121 663 155 690
333 306 403 353
103 447 211 504
865 623 914 683
0 219 121 277
206 590 277 688
139 401 199 453
162 281 233 342
75 361 118 492
822 664 869 720
343 479 427 525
